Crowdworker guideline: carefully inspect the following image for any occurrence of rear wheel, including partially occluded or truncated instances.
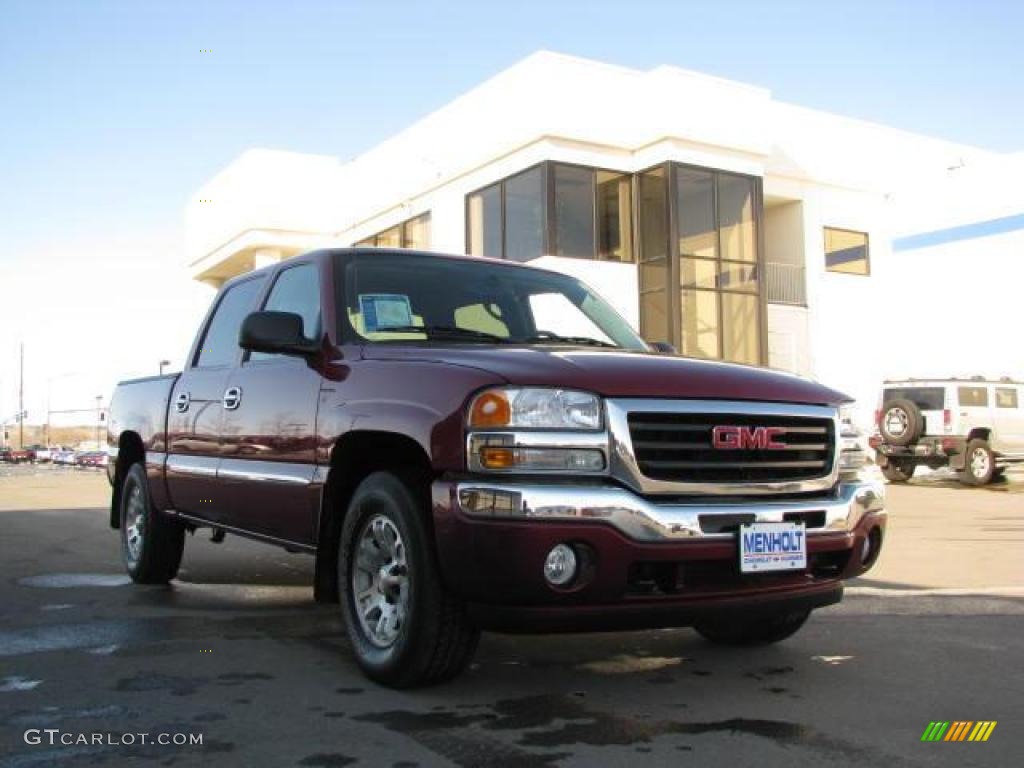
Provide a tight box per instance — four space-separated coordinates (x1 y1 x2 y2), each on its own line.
960 439 995 486
880 458 915 483
120 463 185 583
338 471 479 687
695 609 810 646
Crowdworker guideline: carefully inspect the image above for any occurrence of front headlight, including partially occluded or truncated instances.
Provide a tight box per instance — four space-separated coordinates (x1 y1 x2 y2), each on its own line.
468 387 602 431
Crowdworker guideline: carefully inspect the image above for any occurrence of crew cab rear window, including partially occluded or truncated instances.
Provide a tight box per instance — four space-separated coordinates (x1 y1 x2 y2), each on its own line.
995 387 1019 408
957 386 989 407
883 387 944 411
195 277 266 368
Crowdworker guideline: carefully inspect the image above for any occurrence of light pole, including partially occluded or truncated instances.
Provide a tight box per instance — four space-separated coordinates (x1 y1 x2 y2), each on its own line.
159 359 171 376
95 395 103 450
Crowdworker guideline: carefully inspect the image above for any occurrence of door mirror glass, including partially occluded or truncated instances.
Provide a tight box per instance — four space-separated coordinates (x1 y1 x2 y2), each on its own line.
239 311 318 357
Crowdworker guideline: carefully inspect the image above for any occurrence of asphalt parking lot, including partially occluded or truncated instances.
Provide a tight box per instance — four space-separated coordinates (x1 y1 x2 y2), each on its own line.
0 464 1021 767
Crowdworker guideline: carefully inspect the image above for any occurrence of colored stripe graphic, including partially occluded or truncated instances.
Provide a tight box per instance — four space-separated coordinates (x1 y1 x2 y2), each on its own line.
922 721 996 742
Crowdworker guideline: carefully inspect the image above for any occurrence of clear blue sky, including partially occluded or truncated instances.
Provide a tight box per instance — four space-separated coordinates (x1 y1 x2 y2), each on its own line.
1 0 1022 420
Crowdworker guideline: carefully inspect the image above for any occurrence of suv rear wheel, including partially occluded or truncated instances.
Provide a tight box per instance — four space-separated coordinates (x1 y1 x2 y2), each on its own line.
338 471 479 688
880 458 915 483
960 439 995 486
695 609 810 646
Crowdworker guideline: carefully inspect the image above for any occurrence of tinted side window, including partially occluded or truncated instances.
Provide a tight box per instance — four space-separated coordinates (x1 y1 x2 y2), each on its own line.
883 387 944 411
195 278 266 368
995 387 1019 408
958 386 989 407
250 264 321 361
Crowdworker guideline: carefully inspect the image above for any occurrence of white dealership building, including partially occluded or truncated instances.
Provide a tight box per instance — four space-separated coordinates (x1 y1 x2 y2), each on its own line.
185 52 1024 418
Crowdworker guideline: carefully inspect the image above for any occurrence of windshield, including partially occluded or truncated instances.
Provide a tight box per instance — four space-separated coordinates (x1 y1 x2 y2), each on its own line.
339 252 648 350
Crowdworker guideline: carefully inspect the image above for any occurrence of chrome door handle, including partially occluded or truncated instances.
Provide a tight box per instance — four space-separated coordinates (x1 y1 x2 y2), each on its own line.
174 392 191 413
222 386 242 410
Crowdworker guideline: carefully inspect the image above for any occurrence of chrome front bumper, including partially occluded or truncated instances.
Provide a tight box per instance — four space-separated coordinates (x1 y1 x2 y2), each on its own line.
456 479 886 542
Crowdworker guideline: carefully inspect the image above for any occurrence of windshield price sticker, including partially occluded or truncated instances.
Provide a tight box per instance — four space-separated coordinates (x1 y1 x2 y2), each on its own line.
359 294 414 332
740 522 807 573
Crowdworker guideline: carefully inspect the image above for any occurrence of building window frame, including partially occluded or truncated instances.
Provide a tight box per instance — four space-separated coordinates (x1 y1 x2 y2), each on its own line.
465 161 635 263
356 211 432 250
823 226 870 276
637 161 767 365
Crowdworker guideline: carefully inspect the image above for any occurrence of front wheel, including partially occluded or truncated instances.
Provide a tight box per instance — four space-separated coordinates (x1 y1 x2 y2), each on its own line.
119 463 185 583
695 609 810 646
338 472 479 688
960 439 995 486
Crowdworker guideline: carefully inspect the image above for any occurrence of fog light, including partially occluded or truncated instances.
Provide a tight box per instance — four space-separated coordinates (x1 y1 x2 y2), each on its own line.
543 544 577 587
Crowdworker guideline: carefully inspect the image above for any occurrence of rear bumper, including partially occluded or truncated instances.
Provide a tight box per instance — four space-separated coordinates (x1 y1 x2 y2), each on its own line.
432 478 886 633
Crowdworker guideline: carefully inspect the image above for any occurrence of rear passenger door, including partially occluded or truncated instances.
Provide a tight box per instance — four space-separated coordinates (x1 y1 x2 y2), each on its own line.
956 385 990 443
217 262 324 545
166 275 266 521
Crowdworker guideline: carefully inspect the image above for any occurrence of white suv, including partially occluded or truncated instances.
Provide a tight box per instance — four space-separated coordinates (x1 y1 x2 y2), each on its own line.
873 377 1024 485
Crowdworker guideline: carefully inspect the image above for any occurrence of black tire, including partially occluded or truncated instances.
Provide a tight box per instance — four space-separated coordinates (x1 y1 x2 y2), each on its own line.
695 609 810 646
880 457 915 483
338 471 479 688
960 439 995 486
992 467 1006 481
119 463 185 584
879 399 923 447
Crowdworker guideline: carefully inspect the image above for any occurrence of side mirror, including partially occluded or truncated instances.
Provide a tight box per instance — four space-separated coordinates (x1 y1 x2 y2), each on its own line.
239 311 319 357
648 341 677 355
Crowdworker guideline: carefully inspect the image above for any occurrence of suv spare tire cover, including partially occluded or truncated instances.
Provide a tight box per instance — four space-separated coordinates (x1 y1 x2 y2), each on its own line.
880 398 923 446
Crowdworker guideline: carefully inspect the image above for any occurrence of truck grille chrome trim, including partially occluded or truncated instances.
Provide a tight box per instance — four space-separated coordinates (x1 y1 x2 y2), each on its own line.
607 399 841 496
456 481 884 541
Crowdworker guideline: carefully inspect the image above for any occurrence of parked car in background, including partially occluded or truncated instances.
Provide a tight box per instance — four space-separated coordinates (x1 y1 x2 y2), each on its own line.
107 248 886 688
26 444 51 462
1 447 33 463
53 448 77 466
76 451 109 469
873 377 1024 485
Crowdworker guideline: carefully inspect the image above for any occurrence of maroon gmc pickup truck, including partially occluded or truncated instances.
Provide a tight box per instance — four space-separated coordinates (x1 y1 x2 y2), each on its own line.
107 248 886 687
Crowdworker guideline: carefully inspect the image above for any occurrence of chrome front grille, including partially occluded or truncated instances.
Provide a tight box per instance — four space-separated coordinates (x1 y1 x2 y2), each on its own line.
606 399 840 496
628 412 834 483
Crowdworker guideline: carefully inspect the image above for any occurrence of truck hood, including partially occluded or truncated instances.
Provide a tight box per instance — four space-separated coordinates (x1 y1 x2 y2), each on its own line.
361 346 850 406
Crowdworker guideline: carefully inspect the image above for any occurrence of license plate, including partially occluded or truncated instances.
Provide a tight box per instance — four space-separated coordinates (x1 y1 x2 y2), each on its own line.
739 522 807 573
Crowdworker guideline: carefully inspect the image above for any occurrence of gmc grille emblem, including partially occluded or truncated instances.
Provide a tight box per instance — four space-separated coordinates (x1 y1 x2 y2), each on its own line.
712 425 787 450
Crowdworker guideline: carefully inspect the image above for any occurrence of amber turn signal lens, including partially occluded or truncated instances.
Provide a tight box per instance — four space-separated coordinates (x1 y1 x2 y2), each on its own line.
469 391 511 427
479 446 515 469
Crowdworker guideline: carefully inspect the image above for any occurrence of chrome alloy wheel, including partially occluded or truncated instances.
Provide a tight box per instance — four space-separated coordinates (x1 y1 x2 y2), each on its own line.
124 484 146 565
352 515 410 648
970 446 991 479
885 408 908 437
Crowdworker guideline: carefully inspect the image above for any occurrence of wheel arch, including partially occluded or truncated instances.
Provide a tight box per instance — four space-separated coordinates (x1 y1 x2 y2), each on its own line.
110 431 145 529
314 430 435 603
966 427 992 443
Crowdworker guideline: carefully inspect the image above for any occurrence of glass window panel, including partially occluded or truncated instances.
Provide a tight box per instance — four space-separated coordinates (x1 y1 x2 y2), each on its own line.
719 261 758 293
718 174 756 263
552 164 595 258
250 264 321 361
958 386 988 407
676 168 716 259
597 170 633 262
504 167 544 262
355 238 375 247
375 226 401 249
722 292 760 364
468 184 501 257
680 289 719 359
824 227 870 275
680 258 717 290
640 290 669 345
195 277 266 368
995 387 1019 408
403 213 431 250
